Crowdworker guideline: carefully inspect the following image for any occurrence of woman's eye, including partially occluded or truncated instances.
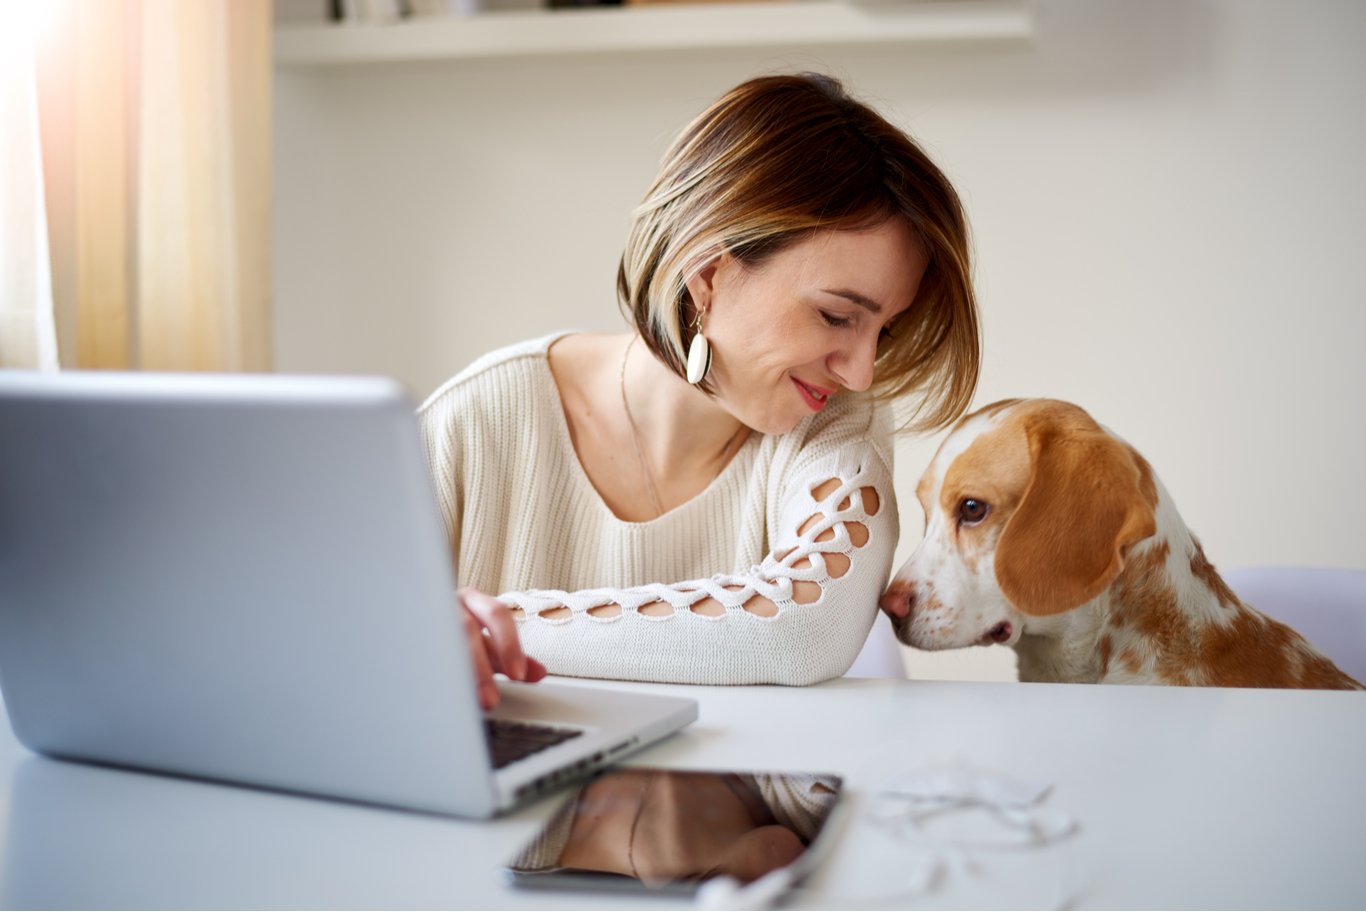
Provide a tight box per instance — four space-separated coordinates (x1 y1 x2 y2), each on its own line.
958 499 988 525
820 311 852 329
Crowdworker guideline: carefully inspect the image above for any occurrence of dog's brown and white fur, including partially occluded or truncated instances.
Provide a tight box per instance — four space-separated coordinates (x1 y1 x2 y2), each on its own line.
880 398 1363 689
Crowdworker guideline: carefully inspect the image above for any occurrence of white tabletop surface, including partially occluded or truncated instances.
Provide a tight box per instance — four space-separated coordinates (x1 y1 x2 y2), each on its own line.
0 676 1363 910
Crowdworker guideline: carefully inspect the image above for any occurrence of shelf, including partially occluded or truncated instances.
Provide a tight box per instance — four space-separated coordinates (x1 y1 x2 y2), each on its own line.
274 0 1035 66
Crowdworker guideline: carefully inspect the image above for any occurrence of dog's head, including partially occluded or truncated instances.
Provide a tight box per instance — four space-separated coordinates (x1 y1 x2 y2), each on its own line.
880 399 1158 650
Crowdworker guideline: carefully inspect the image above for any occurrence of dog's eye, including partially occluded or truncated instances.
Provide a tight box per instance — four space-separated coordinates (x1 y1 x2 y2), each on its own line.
959 499 989 525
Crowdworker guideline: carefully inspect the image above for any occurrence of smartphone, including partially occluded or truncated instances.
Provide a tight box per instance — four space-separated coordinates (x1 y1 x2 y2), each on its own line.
504 766 843 897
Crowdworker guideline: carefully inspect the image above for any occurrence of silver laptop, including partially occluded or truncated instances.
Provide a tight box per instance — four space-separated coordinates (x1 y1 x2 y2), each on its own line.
0 370 696 818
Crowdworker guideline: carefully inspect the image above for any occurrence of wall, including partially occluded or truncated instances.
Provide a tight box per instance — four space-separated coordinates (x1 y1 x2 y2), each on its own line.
273 0 1366 680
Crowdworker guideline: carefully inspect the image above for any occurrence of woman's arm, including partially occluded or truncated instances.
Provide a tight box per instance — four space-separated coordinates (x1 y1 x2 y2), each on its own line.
500 440 898 685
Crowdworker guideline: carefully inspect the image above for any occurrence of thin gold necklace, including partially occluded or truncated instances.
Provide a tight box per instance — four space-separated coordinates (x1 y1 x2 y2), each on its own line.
620 336 740 520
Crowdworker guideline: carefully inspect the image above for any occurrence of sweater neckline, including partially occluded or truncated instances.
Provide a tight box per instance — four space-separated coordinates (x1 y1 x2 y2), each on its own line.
537 333 757 528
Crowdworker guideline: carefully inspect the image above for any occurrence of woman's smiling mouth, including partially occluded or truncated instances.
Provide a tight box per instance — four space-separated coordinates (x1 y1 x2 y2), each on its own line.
792 377 834 411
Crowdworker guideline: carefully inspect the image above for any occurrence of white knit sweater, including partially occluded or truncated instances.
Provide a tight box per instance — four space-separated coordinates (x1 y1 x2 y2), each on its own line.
418 332 899 686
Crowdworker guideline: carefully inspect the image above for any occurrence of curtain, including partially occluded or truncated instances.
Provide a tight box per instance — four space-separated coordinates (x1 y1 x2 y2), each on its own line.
0 8 60 371
33 0 272 372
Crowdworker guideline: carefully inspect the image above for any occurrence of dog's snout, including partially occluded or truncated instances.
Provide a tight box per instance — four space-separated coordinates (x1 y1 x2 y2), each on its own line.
879 582 917 619
986 621 1012 644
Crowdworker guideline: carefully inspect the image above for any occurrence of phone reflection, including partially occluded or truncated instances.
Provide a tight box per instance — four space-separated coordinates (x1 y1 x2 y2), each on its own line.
508 768 841 895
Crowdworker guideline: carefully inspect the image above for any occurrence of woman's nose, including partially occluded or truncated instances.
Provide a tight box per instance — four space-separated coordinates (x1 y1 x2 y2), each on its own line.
830 333 879 392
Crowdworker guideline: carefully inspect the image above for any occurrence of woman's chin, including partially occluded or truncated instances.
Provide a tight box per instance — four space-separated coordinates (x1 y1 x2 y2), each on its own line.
750 413 804 436
723 395 809 436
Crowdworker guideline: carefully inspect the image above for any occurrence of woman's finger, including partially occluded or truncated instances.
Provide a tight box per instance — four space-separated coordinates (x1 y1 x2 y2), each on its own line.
525 656 548 682
460 601 501 709
459 587 529 682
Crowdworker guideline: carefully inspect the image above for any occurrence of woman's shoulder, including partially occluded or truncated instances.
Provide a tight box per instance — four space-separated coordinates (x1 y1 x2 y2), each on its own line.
418 331 573 414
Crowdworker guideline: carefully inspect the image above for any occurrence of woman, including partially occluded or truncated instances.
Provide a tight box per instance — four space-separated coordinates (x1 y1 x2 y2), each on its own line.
421 73 979 708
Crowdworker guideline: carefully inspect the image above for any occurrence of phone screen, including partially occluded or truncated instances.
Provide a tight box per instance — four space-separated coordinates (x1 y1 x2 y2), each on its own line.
504 767 842 896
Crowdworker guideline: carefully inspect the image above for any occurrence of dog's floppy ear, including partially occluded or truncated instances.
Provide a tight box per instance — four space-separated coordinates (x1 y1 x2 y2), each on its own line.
995 403 1157 617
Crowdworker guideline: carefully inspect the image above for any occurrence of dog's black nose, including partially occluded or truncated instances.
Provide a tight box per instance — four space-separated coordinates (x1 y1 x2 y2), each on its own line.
879 582 916 618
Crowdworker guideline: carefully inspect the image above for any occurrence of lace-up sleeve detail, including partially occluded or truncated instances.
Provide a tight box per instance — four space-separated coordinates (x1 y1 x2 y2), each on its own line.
502 439 899 686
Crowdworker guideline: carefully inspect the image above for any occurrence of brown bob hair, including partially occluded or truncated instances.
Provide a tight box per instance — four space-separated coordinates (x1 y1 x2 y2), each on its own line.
617 73 980 433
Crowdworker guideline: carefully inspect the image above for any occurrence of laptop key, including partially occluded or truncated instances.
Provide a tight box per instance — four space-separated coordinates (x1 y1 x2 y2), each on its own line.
484 719 583 770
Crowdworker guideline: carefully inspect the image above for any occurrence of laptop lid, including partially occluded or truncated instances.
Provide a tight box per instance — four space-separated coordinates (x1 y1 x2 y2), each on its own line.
0 371 506 816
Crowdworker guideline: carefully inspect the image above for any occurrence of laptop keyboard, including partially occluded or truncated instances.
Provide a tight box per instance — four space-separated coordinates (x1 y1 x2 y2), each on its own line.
484 719 584 770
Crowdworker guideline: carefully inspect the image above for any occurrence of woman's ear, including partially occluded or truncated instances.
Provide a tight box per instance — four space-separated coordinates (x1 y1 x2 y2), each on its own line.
682 248 732 315
994 404 1157 617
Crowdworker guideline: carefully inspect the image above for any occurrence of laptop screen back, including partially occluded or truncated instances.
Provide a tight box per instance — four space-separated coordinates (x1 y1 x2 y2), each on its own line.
0 372 498 816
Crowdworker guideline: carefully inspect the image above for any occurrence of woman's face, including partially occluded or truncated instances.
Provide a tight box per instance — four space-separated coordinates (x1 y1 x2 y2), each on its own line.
689 220 928 435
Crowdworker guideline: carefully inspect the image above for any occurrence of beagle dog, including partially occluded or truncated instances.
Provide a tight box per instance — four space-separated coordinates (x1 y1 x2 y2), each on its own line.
879 398 1363 689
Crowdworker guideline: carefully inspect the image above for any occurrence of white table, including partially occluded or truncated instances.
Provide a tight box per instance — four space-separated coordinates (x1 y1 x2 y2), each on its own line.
0 677 1362 909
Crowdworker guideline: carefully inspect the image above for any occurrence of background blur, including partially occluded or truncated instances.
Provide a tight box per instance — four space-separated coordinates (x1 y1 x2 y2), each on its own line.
272 0 1366 680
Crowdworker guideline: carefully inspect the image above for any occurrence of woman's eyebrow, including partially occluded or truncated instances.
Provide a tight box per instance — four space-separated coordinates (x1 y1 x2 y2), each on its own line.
821 288 883 314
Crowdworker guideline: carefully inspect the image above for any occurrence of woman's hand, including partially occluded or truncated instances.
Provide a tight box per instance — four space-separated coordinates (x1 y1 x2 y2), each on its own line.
459 586 547 709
